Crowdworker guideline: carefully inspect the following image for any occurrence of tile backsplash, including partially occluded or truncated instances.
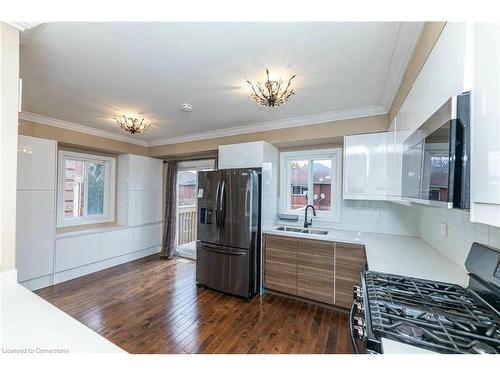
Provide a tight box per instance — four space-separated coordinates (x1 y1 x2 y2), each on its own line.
279 200 420 237
417 205 500 269
278 198 500 272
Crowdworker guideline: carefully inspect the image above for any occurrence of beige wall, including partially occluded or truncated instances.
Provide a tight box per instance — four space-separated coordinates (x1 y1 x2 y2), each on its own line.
1 23 20 271
19 119 149 156
388 22 447 124
149 114 388 158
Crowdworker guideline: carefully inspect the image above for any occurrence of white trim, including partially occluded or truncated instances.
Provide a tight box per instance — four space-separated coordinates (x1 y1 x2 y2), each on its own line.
5 22 42 31
148 105 387 146
57 150 116 228
19 111 149 147
279 148 342 223
380 22 425 110
21 105 388 148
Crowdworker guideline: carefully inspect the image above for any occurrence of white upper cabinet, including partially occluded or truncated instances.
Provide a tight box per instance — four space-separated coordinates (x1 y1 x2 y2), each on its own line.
343 132 388 200
470 23 500 227
118 154 163 226
218 141 266 169
218 141 279 227
397 23 469 143
17 135 57 190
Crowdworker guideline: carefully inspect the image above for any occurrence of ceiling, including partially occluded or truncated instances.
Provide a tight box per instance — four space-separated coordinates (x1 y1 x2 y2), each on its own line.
20 22 423 145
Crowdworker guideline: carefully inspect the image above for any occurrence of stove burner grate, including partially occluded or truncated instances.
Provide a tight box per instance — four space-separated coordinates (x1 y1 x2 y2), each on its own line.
365 271 500 354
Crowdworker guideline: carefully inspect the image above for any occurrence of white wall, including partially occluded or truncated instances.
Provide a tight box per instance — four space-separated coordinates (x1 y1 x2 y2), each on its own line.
0 23 20 271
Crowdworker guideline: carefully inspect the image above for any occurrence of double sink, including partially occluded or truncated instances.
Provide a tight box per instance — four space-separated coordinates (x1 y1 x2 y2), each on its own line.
276 226 329 236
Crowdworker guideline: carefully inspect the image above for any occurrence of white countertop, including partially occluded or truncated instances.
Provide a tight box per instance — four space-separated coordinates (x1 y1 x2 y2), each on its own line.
263 225 470 354
263 226 468 285
0 270 124 354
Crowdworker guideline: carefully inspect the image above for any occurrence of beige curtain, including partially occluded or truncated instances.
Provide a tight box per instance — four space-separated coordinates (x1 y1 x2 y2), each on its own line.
160 161 178 259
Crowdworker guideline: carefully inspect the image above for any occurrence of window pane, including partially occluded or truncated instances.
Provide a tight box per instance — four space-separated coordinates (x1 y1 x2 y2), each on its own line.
64 159 85 218
290 160 309 210
178 170 197 207
313 159 332 211
87 162 105 216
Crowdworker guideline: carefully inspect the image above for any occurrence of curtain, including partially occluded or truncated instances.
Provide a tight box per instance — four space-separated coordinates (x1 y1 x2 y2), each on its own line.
160 161 178 259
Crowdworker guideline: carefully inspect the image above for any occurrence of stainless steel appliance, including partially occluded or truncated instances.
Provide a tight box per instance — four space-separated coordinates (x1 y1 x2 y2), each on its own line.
196 169 260 301
350 242 500 354
402 91 470 209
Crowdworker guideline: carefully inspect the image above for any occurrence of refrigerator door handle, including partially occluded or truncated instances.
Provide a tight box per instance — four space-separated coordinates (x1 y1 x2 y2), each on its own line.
219 180 226 228
215 180 221 228
201 243 247 256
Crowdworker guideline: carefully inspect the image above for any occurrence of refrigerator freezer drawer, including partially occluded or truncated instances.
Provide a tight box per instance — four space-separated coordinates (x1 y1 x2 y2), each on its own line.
196 241 251 299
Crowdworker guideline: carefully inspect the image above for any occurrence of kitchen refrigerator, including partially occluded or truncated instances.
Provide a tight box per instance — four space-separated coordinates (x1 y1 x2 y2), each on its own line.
196 168 261 301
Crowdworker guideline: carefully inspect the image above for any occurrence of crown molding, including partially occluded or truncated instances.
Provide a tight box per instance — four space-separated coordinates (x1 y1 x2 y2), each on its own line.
148 105 387 147
380 22 425 111
19 111 149 147
20 105 387 149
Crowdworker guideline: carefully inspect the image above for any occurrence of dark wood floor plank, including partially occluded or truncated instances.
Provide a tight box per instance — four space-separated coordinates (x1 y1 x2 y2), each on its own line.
36 255 352 354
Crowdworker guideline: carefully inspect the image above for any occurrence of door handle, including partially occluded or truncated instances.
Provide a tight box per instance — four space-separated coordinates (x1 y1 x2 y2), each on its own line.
215 180 221 228
219 180 226 228
201 244 247 256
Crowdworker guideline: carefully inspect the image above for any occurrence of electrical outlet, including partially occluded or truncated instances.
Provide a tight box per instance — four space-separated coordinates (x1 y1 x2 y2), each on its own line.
440 223 448 238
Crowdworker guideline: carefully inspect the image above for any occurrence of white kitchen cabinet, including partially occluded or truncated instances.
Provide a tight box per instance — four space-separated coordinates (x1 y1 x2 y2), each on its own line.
15 136 57 284
133 223 162 251
118 154 163 226
15 191 55 282
55 233 101 272
397 23 469 143
218 141 279 228
218 141 267 169
100 228 134 260
17 135 57 191
127 154 163 191
470 23 500 227
343 132 388 200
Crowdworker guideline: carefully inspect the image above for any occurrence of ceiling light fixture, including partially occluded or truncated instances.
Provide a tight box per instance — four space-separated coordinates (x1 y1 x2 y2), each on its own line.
246 69 296 107
114 114 151 135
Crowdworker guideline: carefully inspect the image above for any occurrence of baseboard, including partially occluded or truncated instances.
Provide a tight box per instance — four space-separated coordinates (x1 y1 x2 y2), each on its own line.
53 246 161 285
20 274 54 291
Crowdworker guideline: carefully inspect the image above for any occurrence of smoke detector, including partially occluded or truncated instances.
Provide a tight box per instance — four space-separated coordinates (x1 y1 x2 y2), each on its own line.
180 103 193 112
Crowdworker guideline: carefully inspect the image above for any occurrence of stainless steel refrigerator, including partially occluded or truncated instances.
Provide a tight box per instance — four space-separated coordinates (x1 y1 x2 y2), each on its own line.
196 168 260 301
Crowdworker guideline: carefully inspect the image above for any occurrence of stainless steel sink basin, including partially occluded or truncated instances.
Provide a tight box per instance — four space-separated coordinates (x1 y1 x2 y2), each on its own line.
275 226 329 236
308 229 329 235
276 226 304 233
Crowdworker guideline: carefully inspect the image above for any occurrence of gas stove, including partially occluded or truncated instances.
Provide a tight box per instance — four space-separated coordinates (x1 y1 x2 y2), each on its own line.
350 242 500 354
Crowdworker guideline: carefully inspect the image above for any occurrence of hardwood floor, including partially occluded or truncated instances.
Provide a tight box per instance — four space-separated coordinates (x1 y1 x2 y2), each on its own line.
35 255 353 354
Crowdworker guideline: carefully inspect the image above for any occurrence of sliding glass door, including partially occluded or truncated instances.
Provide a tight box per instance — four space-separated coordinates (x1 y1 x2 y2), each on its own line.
176 159 215 258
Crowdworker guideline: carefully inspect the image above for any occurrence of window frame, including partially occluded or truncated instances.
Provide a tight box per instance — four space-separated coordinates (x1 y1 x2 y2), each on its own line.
57 150 116 228
280 148 342 222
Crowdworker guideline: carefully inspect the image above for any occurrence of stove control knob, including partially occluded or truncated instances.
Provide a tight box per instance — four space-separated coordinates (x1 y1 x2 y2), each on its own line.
354 316 364 327
354 301 364 314
353 286 362 301
354 325 366 340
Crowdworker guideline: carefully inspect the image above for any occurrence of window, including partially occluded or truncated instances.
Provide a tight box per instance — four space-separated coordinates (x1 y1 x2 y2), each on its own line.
57 150 116 227
280 148 341 221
